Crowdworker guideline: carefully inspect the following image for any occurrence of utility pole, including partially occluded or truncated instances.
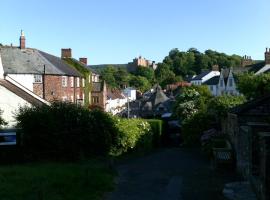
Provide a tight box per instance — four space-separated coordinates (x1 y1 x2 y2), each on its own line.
42 65 46 99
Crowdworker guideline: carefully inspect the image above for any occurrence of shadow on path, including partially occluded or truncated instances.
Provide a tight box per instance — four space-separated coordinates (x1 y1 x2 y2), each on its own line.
106 148 239 200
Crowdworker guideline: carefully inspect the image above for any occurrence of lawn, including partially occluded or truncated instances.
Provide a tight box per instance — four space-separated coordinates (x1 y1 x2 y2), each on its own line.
0 159 115 200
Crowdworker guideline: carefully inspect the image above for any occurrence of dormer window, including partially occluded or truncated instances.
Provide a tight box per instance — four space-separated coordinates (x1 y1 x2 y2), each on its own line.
220 79 223 87
229 78 233 87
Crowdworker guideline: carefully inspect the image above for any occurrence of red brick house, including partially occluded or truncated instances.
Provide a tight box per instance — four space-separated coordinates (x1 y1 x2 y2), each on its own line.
0 31 84 104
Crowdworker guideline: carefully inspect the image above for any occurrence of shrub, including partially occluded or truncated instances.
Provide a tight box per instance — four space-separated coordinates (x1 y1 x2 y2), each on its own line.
109 118 152 156
182 111 214 146
16 102 118 160
146 119 163 147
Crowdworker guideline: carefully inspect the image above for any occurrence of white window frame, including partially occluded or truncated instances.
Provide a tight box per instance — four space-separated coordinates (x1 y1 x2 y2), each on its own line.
70 77 74 87
62 76 68 87
76 77 80 87
33 75 42 83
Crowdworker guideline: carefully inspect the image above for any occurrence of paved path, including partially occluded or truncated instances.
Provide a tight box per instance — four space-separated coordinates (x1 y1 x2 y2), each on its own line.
107 148 239 200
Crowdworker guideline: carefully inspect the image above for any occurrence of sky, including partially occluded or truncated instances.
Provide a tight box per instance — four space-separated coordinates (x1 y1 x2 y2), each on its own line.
0 0 270 65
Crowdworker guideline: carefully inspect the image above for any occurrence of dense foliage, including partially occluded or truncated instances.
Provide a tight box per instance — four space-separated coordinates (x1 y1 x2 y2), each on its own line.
173 85 212 120
100 48 242 90
163 48 242 77
15 102 162 161
237 72 270 100
207 95 246 118
173 86 245 145
16 102 118 160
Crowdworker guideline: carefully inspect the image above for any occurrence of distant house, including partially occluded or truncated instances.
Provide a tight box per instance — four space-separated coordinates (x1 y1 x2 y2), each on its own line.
140 85 173 118
203 68 239 96
0 32 84 104
105 89 127 115
190 65 220 85
0 79 48 128
123 87 136 101
91 81 107 110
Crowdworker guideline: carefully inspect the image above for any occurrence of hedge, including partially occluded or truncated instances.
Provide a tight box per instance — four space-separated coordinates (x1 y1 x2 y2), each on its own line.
146 119 163 147
15 102 162 161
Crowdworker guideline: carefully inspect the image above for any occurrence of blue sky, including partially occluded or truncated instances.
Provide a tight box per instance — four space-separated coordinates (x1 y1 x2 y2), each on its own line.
0 0 269 64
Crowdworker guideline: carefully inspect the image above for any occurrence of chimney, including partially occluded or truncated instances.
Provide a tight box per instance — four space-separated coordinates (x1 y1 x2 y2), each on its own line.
79 58 87 65
61 48 72 58
241 54 253 67
19 30 25 49
265 47 270 64
212 64 219 71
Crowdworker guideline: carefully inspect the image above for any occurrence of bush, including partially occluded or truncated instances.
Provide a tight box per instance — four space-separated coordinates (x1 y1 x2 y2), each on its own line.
146 119 163 147
16 102 118 160
182 111 214 146
110 118 153 156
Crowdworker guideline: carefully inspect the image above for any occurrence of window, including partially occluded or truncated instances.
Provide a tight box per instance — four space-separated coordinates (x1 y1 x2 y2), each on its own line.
70 95 74 102
92 97 99 103
34 75 42 83
82 78 85 87
62 96 68 101
70 77 74 87
229 78 233 87
210 85 213 91
62 76 67 87
76 77 80 87
220 80 223 87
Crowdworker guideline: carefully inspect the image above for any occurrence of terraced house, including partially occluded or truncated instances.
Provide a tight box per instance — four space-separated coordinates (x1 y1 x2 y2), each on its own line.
0 31 85 104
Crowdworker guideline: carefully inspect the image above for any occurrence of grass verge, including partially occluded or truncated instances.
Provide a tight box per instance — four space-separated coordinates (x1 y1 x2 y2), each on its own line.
0 159 115 200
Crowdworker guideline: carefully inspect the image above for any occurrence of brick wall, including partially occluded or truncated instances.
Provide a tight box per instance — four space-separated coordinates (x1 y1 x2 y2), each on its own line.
33 75 83 103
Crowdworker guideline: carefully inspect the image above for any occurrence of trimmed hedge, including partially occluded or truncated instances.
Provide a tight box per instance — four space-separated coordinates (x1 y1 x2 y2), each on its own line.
15 102 162 161
146 119 163 147
16 102 118 160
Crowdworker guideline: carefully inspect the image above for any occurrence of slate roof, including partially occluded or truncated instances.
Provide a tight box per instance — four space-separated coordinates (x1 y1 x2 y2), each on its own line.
0 79 46 106
0 46 81 76
203 76 220 85
248 61 266 73
107 89 125 100
191 71 210 81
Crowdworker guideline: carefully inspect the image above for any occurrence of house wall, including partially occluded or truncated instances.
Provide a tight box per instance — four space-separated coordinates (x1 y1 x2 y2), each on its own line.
33 75 82 103
0 55 4 79
207 84 218 96
0 85 31 128
225 70 239 95
123 88 136 101
8 74 34 91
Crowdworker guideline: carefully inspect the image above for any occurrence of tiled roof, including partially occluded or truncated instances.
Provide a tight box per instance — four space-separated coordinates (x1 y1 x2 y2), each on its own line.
38 51 82 76
191 71 210 81
107 89 125 100
0 46 81 77
203 76 220 85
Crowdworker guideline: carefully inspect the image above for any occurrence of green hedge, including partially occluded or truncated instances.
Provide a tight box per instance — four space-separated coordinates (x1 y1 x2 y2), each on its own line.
15 102 163 161
16 102 118 160
146 119 163 147
109 118 153 156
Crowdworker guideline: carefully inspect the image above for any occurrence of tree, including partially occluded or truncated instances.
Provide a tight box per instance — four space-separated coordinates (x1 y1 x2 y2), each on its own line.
207 95 246 118
237 73 270 100
135 66 155 84
129 75 151 92
173 85 212 120
100 66 117 88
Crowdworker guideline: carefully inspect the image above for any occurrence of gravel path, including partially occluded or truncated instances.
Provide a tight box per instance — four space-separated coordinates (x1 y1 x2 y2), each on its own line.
106 148 239 200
